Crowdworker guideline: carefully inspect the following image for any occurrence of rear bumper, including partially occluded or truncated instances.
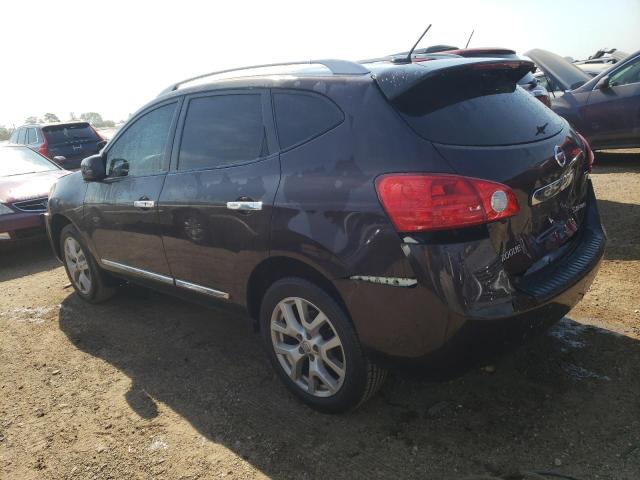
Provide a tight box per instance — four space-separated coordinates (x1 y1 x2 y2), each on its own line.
339 183 605 360
0 211 47 241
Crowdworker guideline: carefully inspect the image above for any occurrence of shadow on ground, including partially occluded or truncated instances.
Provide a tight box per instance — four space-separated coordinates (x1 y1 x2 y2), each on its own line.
591 150 640 262
58 289 640 479
0 238 59 282
597 199 640 261
593 149 640 171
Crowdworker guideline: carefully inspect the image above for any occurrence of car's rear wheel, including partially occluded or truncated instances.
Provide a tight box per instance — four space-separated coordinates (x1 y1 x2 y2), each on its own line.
60 224 115 303
260 277 386 413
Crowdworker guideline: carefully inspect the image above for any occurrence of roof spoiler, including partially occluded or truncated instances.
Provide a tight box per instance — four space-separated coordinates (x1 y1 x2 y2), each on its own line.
158 59 370 96
375 58 535 101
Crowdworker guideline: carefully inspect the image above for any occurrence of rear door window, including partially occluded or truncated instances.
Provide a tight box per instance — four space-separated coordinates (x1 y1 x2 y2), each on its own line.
27 128 37 144
273 91 343 149
17 128 26 144
178 94 267 171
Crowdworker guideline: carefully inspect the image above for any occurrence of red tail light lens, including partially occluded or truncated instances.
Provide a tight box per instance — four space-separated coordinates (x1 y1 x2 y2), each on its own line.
38 141 50 158
536 93 551 108
375 174 519 232
92 127 104 141
576 132 594 172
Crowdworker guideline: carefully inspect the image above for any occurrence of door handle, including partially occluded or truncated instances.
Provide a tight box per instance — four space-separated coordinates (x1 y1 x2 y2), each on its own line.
133 200 155 209
226 200 262 211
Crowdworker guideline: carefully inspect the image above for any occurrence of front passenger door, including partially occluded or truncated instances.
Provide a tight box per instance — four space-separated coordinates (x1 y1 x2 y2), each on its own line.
582 56 640 147
84 101 180 279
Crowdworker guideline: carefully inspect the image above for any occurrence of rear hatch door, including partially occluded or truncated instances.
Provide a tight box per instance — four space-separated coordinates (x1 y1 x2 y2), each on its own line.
43 123 103 159
377 59 592 274
524 48 591 92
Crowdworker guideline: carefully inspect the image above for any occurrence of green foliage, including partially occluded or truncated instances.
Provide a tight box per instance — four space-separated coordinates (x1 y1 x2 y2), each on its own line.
79 112 104 125
0 126 12 141
43 113 60 123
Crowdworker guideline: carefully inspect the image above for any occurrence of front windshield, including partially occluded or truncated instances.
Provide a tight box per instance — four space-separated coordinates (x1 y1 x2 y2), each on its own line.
0 147 59 177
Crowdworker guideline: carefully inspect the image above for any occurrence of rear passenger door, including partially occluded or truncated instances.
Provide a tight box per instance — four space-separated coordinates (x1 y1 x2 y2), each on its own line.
158 90 279 301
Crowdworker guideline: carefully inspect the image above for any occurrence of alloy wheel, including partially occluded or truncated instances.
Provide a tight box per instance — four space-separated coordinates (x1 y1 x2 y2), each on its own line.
64 236 92 295
270 297 346 397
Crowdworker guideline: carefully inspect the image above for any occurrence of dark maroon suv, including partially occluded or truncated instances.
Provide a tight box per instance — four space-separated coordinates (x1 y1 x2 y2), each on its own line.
45 56 605 412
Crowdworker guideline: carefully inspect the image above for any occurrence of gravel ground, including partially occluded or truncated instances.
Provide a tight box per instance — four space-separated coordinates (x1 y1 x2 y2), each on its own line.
1 151 639 480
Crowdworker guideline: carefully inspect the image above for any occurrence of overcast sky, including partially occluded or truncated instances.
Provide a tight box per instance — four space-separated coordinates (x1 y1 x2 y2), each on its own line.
1 0 638 127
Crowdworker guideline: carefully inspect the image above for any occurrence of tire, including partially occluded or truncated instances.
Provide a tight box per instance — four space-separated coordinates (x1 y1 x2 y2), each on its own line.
59 224 115 303
260 277 386 413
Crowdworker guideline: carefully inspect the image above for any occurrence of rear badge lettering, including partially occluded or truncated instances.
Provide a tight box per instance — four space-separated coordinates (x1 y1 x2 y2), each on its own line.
501 244 523 262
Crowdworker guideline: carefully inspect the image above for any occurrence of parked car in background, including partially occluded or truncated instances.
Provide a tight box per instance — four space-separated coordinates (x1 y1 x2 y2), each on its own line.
9 122 107 170
527 48 640 150
47 56 604 412
0 146 68 243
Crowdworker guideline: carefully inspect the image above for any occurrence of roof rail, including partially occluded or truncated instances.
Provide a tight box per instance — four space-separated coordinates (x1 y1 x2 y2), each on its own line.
158 59 371 96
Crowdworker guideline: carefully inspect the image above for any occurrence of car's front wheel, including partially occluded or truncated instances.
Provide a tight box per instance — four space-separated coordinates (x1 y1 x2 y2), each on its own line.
260 277 386 413
60 224 115 303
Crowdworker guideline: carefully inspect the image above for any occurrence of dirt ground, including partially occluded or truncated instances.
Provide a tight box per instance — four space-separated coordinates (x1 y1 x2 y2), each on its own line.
1 151 639 480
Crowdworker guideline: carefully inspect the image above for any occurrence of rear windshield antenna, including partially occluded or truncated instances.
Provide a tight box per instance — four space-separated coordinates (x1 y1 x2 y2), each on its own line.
405 24 432 63
465 29 475 48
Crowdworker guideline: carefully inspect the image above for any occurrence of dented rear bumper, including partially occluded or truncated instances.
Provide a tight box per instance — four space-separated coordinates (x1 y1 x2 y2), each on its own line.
338 183 605 360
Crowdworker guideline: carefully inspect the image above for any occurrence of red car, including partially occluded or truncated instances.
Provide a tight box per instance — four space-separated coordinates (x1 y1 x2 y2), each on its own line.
0 146 68 243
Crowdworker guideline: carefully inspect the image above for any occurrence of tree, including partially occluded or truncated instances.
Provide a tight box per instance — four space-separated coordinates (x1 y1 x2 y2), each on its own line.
79 112 104 126
25 116 41 124
43 113 60 123
0 126 11 141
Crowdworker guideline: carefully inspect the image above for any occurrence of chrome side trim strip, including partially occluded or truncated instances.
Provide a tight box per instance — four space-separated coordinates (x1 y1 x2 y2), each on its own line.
175 279 230 299
350 275 418 287
101 259 174 285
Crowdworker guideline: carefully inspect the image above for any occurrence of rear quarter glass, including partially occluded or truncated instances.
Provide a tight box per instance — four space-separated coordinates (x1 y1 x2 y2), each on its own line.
273 91 344 150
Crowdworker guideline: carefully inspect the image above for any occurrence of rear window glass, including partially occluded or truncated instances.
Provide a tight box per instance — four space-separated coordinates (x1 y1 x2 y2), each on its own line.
178 94 267 171
273 92 343 149
393 71 564 146
43 123 97 143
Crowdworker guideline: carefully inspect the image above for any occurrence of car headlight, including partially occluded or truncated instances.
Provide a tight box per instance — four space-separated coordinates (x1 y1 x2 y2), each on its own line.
0 203 14 216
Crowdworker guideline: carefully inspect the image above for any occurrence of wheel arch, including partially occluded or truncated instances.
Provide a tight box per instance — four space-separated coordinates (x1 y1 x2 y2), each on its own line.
49 213 73 259
246 255 350 328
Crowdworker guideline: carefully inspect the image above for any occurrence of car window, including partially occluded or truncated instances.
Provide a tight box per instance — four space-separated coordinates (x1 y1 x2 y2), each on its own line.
0 147 59 177
273 92 343 149
106 103 176 178
178 94 267 171
609 57 640 87
27 128 37 144
17 128 26 144
43 123 98 143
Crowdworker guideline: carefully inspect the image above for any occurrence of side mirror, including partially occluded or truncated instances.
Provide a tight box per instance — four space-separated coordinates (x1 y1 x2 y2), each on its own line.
81 154 106 181
53 155 66 163
596 75 610 90
110 158 130 177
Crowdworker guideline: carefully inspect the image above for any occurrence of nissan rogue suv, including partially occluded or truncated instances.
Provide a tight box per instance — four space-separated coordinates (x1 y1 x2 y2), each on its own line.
46 57 605 412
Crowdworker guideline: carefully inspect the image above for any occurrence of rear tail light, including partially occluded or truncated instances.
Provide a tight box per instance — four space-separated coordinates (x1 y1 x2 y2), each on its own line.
375 174 520 232
576 132 594 172
536 93 551 108
38 136 50 158
92 127 104 141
